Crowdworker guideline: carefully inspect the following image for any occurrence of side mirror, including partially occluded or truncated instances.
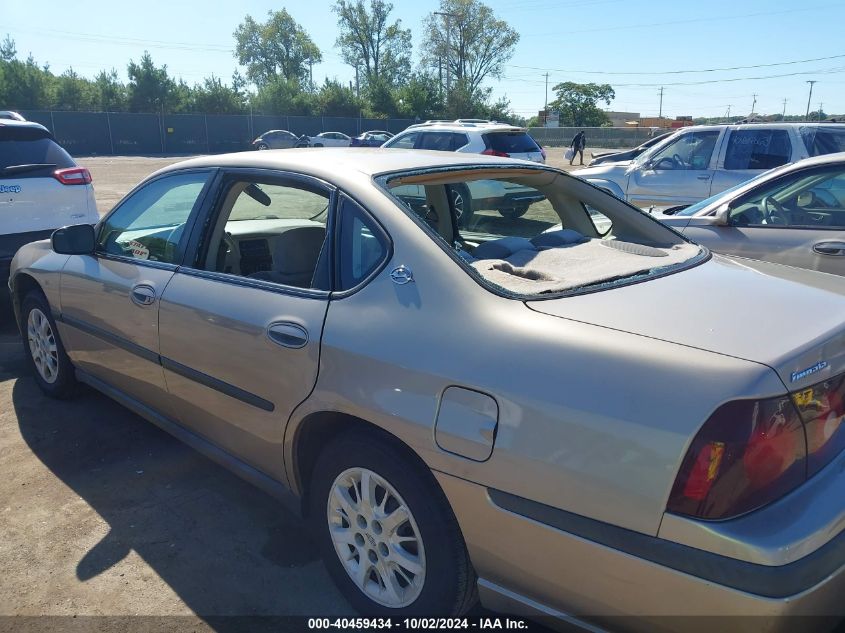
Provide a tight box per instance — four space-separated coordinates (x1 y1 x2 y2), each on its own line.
52 224 95 255
713 203 731 226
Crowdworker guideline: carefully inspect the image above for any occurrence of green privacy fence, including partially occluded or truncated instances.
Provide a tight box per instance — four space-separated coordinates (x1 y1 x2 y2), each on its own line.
18 110 416 156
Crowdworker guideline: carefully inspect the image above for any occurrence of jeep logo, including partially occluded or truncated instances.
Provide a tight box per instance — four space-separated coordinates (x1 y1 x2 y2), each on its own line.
0 185 21 193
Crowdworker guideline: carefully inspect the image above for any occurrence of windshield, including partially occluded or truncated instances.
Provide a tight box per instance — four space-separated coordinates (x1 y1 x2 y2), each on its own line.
381 167 702 297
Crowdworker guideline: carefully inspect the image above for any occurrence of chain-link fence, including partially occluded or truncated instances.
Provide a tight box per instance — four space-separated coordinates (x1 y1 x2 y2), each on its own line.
17 110 417 156
529 126 657 148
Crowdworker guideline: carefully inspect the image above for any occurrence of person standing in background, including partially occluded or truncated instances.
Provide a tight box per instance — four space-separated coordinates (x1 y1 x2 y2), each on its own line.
570 130 586 165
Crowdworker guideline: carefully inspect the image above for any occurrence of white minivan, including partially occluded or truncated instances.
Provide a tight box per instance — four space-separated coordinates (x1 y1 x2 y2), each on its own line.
577 123 845 209
1 120 97 300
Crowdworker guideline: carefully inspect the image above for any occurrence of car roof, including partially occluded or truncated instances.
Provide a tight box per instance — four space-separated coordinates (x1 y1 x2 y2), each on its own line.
401 122 524 133
157 147 531 179
675 122 845 133
0 119 49 133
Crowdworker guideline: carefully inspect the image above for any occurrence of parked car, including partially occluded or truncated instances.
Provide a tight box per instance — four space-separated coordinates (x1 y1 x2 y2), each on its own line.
308 132 352 147
652 152 845 276
9 149 845 630
382 120 546 226
0 110 26 121
577 122 845 209
1 120 96 305
588 131 674 166
251 129 309 150
350 130 393 147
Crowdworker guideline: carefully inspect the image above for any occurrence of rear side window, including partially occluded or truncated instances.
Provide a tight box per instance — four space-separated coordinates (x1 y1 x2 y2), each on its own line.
483 132 540 154
800 127 845 157
418 132 469 151
724 129 791 170
337 195 388 290
0 127 75 171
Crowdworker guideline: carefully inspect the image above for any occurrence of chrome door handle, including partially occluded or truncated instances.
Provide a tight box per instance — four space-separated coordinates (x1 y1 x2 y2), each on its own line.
813 241 845 256
267 322 308 349
130 284 156 306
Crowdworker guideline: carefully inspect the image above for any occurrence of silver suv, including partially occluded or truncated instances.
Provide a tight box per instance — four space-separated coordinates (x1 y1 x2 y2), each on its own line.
577 123 845 209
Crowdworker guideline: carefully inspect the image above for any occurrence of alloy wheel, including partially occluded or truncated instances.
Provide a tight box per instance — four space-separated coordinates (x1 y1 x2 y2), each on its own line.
27 308 59 384
327 467 426 608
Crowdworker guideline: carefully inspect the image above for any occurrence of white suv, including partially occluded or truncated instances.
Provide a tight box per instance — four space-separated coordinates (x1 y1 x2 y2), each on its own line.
383 121 546 225
1 120 97 301
577 123 845 209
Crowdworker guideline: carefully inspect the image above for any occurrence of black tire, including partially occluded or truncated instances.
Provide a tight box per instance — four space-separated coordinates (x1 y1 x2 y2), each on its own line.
310 431 477 616
498 205 529 220
313 143 324 148
256 142 269 150
20 291 77 399
449 184 474 228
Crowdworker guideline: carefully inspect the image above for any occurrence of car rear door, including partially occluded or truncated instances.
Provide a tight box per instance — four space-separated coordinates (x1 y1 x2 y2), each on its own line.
58 169 215 407
626 129 723 208
0 126 95 236
683 163 845 275
156 169 333 479
709 127 793 197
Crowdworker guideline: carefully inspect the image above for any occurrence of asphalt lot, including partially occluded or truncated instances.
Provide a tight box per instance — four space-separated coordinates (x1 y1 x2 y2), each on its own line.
0 149 601 627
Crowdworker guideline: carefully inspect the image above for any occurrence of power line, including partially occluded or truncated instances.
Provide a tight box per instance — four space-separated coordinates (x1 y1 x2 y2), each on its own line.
506 52 845 76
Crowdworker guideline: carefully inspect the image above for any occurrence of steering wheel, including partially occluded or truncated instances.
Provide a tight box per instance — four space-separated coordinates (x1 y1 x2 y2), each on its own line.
762 196 789 225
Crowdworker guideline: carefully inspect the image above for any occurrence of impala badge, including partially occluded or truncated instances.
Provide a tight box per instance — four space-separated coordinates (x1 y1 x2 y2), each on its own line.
390 265 414 285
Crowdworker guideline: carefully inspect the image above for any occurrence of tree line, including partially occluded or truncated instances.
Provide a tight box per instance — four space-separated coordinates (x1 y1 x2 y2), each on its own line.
0 0 529 123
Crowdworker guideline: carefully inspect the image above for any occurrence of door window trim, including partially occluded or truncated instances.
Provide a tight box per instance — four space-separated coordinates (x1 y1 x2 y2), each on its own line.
177 167 337 299
93 167 218 270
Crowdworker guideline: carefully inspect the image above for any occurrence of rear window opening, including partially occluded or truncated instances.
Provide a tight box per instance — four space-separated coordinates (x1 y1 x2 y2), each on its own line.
382 167 702 297
483 132 541 155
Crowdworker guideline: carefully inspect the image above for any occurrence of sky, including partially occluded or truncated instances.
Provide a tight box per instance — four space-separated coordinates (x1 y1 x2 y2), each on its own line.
4 0 845 120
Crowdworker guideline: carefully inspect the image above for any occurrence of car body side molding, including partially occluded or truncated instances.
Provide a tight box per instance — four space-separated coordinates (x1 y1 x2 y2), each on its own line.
60 314 275 412
488 488 845 599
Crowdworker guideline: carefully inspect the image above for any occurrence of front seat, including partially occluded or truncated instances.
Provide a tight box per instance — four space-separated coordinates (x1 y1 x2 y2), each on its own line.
249 226 326 288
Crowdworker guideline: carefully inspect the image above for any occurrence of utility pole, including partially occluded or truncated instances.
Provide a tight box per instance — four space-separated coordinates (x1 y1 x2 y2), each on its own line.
544 72 549 124
438 56 443 101
806 80 817 121
658 86 664 119
750 93 757 116
354 63 359 98
725 104 731 121
782 98 788 120
308 58 313 92
819 102 824 121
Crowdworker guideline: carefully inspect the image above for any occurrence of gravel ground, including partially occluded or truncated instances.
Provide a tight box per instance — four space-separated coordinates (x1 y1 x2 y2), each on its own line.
0 149 613 629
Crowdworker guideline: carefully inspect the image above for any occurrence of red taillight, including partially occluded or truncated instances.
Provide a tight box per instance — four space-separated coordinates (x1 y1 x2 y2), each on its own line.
668 397 807 520
482 149 509 157
53 167 92 185
794 372 845 476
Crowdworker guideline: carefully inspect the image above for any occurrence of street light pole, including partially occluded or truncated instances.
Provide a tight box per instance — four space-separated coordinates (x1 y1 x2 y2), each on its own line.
435 11 457 96
805 80 817 121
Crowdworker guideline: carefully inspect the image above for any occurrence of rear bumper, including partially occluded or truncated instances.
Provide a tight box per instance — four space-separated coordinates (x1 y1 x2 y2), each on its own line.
434 472 845 632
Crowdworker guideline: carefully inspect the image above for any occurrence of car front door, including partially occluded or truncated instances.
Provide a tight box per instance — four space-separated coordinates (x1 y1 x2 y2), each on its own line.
626 129 723 208
709 128 793 197
156 170 333 479
58 169 215 407
683 164 845 275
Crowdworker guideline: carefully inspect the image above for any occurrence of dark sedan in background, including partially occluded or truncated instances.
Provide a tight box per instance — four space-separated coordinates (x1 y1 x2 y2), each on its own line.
350 130 393 147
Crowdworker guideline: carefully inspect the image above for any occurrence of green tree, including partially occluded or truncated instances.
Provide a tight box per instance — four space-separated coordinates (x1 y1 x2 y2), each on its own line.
422 0 519 95
315 79 361 116
54 67 98 111
94 69 127 111
394 72 443 119
234 10 321 88
1 34 16 62
0 53 54 109
333 1 411 88
126 52 176 112
549 82 615 127
251 76 315 115
192 75 246 114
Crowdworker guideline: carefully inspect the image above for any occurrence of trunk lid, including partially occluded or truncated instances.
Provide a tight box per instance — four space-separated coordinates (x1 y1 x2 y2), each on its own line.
526 255 845 390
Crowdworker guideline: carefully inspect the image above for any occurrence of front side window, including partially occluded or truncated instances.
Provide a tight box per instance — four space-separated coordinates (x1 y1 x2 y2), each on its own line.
724 129 791 170
728 166 845 228
385 169 700 296
647 130 721 170
98 171 210 263
385 132 419 149
199 178 331 290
